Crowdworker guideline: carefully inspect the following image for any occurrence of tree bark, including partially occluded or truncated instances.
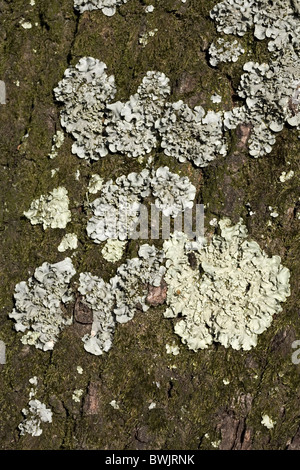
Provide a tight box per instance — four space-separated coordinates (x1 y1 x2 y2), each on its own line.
0 0 300 450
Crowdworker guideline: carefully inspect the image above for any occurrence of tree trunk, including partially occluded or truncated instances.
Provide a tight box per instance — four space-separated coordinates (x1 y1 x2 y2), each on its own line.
0 0 299 450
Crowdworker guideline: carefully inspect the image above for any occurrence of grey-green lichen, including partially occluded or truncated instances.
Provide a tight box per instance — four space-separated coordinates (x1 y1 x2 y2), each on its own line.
163 219 291 351
9 258 76 351
87 174 104 194
18 399 53 437
18 378 53 437
86 167 196 242
210 0 300 56
101 239 127 262
72 389 84 402
24 186 71 230
224 56 300 156
78 272 115 355
74 0 128 16
78 244 165 355
54 59 229 165
57 233 78 252
1 0 300 451
112 244 165 323
48 130 65 159
54 57 116 160
73 217 290 356
156 101 227 167
86 169 150 242
210 0 300 157
150 166 196 217
54 61 170 160
208 38 245 67
105 71 170 157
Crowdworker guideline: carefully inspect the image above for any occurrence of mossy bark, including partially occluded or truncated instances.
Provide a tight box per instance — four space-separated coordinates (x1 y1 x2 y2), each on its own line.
0 0 300 450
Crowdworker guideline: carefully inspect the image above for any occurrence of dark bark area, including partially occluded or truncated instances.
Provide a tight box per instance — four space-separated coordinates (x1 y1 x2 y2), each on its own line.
0 0 300 450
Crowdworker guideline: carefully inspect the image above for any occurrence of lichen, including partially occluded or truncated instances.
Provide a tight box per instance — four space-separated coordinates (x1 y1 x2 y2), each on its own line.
48 130 65 159
18 378 53 437
145 5 154 13
208 38 245 67
9 258 76 351
210 0 300 157
18 399 53 437
150 166 196 217
86 169 150 242
105 71 170 157
111 244 165 323
54 61 172 160
24 187 71 230
210 0 300 56
88 174 104 194
78 272 115 356
101 239 126 262
72 389 84 402
279 170 294 182
54 57 116 160
165 343 180 356
78 244 165 355
139 29 158 48
163 219 290 351
156 100 227 167
110 400 120 409
224 56 300 156
261 414 276 429
57 233 78 252
86 167 196 242
74 0 128 16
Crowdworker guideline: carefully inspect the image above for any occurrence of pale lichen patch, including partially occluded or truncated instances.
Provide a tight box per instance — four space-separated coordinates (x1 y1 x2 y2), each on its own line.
261 414 276 429
24 187 71 230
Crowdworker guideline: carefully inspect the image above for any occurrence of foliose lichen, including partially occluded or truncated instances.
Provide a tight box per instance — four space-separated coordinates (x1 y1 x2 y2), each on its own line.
57 233 78 252
72 389 84 402
86 167 196 242
261 414 276 429
78 272 115 356
9 258 76 351
18 378 53 437
150 166 196 217
78 244 165 355
54 59 230 165
210 0 300 56
210 0 300 157
111 243 165 323
101 239 127 262
24 187 71 230
54 57 116 160
163 219 290 351
105 71 170 157
86 169 150 242
48 130 65 159
88 174 104 194
156 100 227 167
224 56 300 156
208 38 245 67
74 0 128 16
18 399 53 437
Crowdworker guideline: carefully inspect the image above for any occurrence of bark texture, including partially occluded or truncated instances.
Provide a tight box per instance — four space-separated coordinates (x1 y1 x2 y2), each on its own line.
0 0 300 450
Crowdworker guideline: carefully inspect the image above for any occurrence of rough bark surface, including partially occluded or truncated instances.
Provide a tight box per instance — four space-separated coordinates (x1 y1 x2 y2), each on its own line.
0 0 300 450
